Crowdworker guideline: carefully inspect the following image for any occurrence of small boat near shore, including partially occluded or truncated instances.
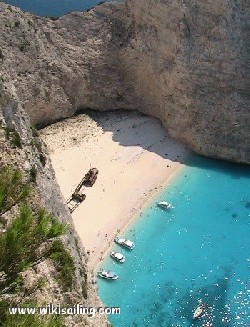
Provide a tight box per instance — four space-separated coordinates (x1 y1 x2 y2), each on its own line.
193 301 205 319
157 201 174 209
114 236 135 250
110 252 125 263
97 268 118 280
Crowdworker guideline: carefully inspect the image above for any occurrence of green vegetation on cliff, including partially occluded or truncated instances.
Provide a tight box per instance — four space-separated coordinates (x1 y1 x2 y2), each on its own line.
0 302 62 327
0 167 77 326
0 168 30 215
0 205 66 290
48 239 75 292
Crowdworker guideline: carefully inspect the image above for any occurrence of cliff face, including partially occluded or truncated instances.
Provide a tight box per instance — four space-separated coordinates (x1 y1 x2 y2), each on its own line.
0 92 109 326
0 1 249 163
0 3 129 124
124 0 250 163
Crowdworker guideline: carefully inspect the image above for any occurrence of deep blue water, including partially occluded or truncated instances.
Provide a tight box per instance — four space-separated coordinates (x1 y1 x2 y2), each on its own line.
2 0 121 17
98 155 250 327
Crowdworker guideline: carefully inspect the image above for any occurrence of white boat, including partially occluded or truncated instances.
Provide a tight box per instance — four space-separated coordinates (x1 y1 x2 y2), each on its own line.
193 302 205 319
114 236 135 250
97 268 118 280
157 201 174 209
110 251 125 263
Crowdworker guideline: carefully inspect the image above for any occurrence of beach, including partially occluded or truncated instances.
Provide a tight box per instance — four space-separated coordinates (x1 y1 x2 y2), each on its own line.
40 110 190 269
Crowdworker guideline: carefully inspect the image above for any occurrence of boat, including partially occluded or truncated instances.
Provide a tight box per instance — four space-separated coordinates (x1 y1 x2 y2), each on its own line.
193 302 205 319
110 251 125 263
157 201 174 209
97 268 118 280
114 236 135 250
83 168 98 187
67 193 86 213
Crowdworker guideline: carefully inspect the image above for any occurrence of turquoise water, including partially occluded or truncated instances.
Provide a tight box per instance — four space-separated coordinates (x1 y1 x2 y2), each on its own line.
2 0 121 17
98 155 250 326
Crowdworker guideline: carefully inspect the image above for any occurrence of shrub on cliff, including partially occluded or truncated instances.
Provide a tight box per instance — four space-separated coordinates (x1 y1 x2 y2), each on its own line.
0 204 70 326
5 128 22 148
0 168 30 215
29 166 37 184
48 239 75 292
0 165 78 325
0 300 63 327
0 205 66 293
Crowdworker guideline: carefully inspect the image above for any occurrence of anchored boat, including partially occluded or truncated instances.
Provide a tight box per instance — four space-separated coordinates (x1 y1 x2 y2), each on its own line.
97 268 118 280
157 201 174 209
193 301 205 319
110 251 125 263
114 236 135 250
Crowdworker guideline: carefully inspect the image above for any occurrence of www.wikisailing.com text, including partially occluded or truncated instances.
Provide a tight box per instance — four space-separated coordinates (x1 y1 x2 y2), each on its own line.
8 304 120 318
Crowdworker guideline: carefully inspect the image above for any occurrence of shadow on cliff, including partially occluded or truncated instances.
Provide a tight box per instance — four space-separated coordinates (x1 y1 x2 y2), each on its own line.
41 107 249 180
78 108 189 164
185 153 250 180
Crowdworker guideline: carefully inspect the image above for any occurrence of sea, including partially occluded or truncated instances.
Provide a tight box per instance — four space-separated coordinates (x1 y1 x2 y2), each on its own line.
97 154 250 327
1 0 121 17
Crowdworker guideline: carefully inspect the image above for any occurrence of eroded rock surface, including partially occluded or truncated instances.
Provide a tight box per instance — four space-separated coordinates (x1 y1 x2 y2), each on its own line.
0 87 109 327
0 1 249 163
124 0 250 163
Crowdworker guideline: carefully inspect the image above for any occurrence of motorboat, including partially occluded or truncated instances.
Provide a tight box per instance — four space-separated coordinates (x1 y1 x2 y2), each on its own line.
97 268 118 280
157 201 174 209
110 251 125 263
193 302 205 319
114 236 135 250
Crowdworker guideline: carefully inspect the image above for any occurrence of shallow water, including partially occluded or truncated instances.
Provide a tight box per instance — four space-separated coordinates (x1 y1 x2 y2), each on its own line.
98 155 250 326
2 0 122 17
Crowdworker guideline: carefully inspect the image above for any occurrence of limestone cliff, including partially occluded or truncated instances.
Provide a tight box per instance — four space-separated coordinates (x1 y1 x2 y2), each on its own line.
0 92 109 326
124 0 250 163
0 2 128 124
0 1 249 161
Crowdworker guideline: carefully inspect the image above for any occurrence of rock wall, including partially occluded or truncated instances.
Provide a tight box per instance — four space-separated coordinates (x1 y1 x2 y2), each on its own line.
124 0 250 163
0 3 129 124
0 89 109 326
0 1 249 164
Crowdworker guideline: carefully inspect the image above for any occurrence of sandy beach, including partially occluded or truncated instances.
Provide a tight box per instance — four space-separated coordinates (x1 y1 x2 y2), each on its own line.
41 110 190 270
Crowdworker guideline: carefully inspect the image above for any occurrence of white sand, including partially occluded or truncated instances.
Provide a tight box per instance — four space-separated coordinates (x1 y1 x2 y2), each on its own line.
41 110 189 269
